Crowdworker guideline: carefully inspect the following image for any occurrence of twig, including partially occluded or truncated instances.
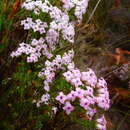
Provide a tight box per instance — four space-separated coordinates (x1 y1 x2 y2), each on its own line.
87 0 102 24
110 93 119 105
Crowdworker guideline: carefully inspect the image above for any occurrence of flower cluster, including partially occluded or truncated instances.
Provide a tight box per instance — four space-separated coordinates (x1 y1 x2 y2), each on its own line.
55 67 110 120
22 0 75 43
21 18 48 34
96 78 110 110
37 49 74 107
11 38 53 62
11 0 76 61
37 48 110 122
63 68 98 87
61 0 90 22
38 49 74 92
11 0 110 130
21 0 50 14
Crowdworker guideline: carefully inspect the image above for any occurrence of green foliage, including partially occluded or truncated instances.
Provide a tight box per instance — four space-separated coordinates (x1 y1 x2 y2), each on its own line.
12 61 42 96
53 76 73 92
76 118 96 130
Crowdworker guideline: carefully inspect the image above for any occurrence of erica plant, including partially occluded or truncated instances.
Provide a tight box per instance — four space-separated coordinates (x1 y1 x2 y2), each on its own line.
11 0 110 129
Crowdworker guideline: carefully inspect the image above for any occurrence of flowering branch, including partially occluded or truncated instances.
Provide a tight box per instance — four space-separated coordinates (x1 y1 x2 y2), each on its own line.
11 0 110 129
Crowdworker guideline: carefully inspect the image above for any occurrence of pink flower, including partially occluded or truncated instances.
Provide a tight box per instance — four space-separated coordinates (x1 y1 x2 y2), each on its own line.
62 0 69 4
67 91 76 101
86 96 96 105
67 62 75 70
86 107 97 120
36 93 50 105
63 71 73 82
81 69 97 87
46 72 55 82
80 98 90 110
56 92 67 104
75 88 84 98
71 78 82 87
97 78 107 88
96 97 110 110
85 86 94 96
72 69 81 78
96 115 107 130
96 115 106 124
63 101 74 115
44 84 50 92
